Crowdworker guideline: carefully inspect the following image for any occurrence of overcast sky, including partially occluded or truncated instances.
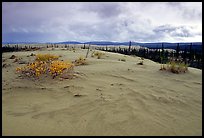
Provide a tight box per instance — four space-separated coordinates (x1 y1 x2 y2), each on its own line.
2 2 202 43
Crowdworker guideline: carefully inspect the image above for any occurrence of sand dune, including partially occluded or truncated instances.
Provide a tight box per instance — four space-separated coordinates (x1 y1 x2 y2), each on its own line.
2 46 202 136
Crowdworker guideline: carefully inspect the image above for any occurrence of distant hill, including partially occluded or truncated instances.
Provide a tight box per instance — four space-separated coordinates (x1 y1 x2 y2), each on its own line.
2 42 42 44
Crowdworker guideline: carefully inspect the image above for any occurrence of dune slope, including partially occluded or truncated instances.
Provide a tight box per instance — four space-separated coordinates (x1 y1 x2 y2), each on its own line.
2 47 202 136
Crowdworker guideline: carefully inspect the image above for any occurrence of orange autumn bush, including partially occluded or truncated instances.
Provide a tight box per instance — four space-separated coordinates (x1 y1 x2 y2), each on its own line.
16 54 74 78
49 60 74 77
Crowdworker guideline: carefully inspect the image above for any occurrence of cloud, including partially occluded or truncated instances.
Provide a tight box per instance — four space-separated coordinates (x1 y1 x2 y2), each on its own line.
153 24 201 37
84 2 122 18
153 24 202 42
2 2 202 43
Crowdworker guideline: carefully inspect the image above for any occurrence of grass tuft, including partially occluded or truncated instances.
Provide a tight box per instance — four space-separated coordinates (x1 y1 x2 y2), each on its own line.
91 51 105 59
160 58 188 74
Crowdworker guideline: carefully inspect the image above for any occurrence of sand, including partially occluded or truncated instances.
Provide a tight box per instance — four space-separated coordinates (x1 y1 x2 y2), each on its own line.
2 46 202 136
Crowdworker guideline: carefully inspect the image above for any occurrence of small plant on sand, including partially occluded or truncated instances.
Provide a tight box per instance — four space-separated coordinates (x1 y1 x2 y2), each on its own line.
161 58 188 74
35 54 59 62
91 51 105 59
30 53 35 56
72 48 76 52
73 56 87 66
118 58 126 62
165 61 188 74
9 55 16 59
91 51 95 57
160 64 166 70
137 61 143 65
137 57 144 65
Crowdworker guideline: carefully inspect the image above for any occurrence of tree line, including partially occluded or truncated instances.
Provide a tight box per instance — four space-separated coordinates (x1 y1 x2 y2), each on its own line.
94 42 202 69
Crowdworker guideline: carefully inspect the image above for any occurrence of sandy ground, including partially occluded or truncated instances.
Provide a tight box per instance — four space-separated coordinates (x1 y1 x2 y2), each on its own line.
2 46 202 136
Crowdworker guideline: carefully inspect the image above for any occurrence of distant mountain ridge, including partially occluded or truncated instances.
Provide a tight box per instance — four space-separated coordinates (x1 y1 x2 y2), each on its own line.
56 41 138 45
56 41 202 46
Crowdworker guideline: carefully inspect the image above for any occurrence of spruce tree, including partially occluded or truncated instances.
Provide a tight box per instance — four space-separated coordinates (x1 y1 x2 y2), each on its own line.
176 43 180 58
128 41 131 55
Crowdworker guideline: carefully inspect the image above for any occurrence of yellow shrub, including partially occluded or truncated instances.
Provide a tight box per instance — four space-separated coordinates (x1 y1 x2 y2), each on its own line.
49 60 74 76
16 61 48 77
